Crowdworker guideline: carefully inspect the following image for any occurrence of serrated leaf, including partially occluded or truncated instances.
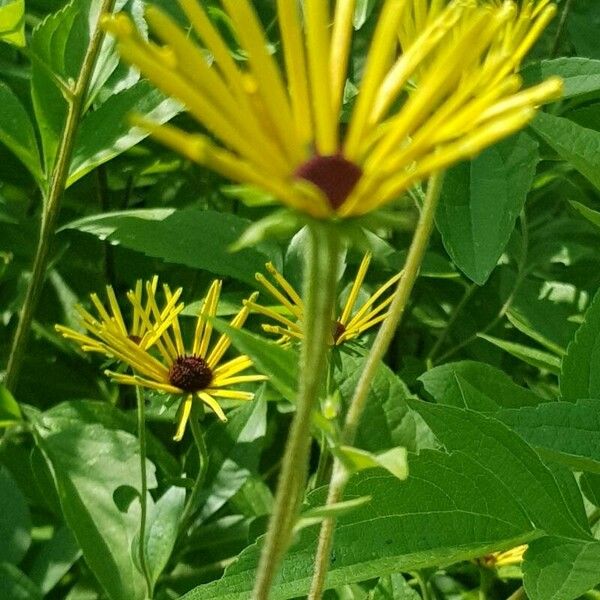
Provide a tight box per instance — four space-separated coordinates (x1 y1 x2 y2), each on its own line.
183 448 545 600
532 111 600 193
496 399 600 474
522 58 600 99
418 360 546 411
62 208 279 285
0 0 25 47
561 288 600 401
436 132 538 284
523 537 600 600
334 351 434 453
212 320 298 402
68 81 181 186
0 83 43 183
408 400 591 539
478 333 561 374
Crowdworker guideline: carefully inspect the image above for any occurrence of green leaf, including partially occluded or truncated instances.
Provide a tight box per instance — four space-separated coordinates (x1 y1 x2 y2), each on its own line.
62 209 279 285
333 351 435 453
0 83 43 183
561 289 600 401
496 399 600 474
0 383 22 426
68 81 181 186
408 400 591 539
523 537 600 600
0 0 25 47
0 563 42 600
33 420 156 600
531 111 600 192
28 526 81 595
183 448 545 600
336 445 408 480
197 391 267 522
436 132 538 284
371 574 421 600
418 360 546 412
522 58 600 100
570 200 600 229
212 320 298 402
144 486 185 588
0 466 31 564
37 400 179 477
478 334 562 374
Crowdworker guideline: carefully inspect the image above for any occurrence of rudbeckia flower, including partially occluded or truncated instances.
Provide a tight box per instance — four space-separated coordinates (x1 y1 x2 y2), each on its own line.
56 279 266 440
481 544 527 567
102 0 561 220
248 254 402 346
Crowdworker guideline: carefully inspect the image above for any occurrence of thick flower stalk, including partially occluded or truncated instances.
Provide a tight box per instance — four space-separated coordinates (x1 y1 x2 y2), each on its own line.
102 0 561 221
249 254 403 346
56 278 265 440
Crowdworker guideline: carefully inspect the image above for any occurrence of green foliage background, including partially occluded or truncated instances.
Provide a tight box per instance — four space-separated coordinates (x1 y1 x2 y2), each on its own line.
2 0 600 599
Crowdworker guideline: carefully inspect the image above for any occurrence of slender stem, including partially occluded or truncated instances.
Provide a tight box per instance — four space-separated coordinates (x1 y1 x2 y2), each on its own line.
252 224 340 600
506 587 526 600
3 0 117 392
136 387 153 599
415 571 432 600
179 406 209 535
309 173 445 599
551 0 574 57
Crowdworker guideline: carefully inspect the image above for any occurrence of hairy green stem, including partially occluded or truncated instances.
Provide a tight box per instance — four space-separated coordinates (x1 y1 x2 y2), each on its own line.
308 173 445 599
4 0 116 392
136 388 153 599
252 224 340 600
179 406 209 536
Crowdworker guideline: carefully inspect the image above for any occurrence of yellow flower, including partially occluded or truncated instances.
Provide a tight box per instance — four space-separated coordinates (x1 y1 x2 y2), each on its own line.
481 544 527 568
102 0 561 220
56 278 266 441
248 254 402 346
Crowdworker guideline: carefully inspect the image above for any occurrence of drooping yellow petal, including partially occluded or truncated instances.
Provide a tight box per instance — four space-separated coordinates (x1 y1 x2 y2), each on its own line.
174 394 194 441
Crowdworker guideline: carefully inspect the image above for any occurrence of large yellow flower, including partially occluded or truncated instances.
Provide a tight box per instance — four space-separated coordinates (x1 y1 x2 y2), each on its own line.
56 279 266 440
102 0 561 220
248 254 402 346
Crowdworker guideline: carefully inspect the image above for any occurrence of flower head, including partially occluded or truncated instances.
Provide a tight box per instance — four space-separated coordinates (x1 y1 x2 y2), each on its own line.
56 279 266 440
481 544 527 568
103 0 561 220
248 254 402 346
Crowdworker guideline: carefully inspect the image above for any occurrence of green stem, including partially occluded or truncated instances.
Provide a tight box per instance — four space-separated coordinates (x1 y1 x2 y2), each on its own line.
179 405 209 535
506 587 526 600
252 223 340 600
415 571 432 600
3 0 116 392
308 173 445 600
136 388 153 599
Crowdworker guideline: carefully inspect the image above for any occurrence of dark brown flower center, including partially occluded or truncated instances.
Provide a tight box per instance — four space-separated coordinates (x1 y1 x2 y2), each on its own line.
294 154 363 210
332 320 346 344
169 355 213 392
128 335 142 345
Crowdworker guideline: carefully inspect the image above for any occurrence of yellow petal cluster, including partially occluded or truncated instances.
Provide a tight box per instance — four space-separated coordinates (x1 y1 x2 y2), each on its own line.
248 254 402 346
56 278 266 440
102 0 561 219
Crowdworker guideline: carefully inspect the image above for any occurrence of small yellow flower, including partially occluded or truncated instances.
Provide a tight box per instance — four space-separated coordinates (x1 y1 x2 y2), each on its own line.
101 0 561 220
248 254 402 346
56 279 266 441
481 544 527 568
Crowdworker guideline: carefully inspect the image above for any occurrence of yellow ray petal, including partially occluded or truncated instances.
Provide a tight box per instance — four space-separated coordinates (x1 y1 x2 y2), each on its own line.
174 394 193 441
339 253 372 326
197 391 227 421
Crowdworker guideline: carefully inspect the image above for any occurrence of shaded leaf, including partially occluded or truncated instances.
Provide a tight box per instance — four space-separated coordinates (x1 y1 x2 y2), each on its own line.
0 563 42 600
523 537 600 600
0 466 31 565
522 58 600 100
561 289 600 401
570 200 600 229
436 132 538 284
62 209 279 285
496 399 600 474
